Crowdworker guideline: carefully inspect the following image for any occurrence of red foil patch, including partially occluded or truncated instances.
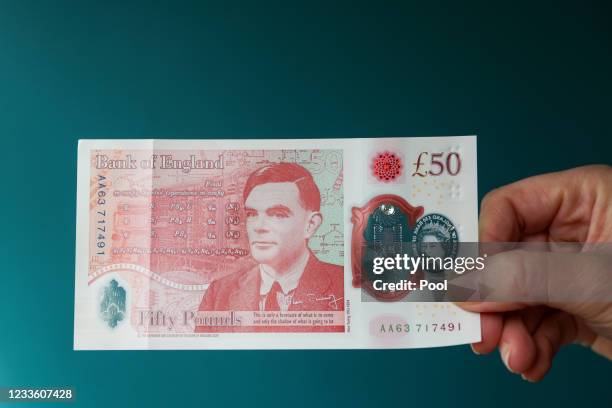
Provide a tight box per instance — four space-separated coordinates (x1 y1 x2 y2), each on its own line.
351 194 424 301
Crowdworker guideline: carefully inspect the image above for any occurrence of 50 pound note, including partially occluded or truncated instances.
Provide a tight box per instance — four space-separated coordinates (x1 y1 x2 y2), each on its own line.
74 137 480 350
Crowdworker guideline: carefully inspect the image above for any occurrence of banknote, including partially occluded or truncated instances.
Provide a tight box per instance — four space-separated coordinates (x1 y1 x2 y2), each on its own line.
74 137 480 350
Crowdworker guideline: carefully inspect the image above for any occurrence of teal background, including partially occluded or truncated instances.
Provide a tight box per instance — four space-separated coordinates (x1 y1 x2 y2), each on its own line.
0 1 610 407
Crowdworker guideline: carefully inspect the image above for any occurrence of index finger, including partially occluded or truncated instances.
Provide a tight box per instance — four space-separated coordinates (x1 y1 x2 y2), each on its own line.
479 171 564 242
478 165 608 242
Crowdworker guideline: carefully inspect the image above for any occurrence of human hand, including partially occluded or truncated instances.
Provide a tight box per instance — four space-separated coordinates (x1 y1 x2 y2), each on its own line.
457 165 612 381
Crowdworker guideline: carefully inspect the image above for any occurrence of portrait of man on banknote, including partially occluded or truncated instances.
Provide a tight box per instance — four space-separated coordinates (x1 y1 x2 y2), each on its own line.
198 162 344 315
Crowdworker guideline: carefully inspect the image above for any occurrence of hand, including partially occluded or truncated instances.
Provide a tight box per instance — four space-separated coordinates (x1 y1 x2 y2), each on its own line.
456 165 612 382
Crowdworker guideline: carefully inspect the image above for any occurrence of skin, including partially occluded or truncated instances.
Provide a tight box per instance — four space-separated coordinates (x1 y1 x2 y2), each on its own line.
244 182 322 275
456 165 612 382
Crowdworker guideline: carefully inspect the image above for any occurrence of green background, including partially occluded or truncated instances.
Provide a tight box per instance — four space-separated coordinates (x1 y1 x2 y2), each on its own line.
0 1 610 407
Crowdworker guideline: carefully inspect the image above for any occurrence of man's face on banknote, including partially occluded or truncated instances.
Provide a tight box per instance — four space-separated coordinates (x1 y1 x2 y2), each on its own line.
244 182 317 270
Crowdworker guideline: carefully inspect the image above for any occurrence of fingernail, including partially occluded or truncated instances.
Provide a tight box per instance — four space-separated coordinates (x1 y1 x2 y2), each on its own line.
499 342 515 373
521 374 535 383
470 344 481 355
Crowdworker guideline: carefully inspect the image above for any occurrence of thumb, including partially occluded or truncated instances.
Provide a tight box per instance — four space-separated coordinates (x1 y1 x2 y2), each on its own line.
456 245 612 358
